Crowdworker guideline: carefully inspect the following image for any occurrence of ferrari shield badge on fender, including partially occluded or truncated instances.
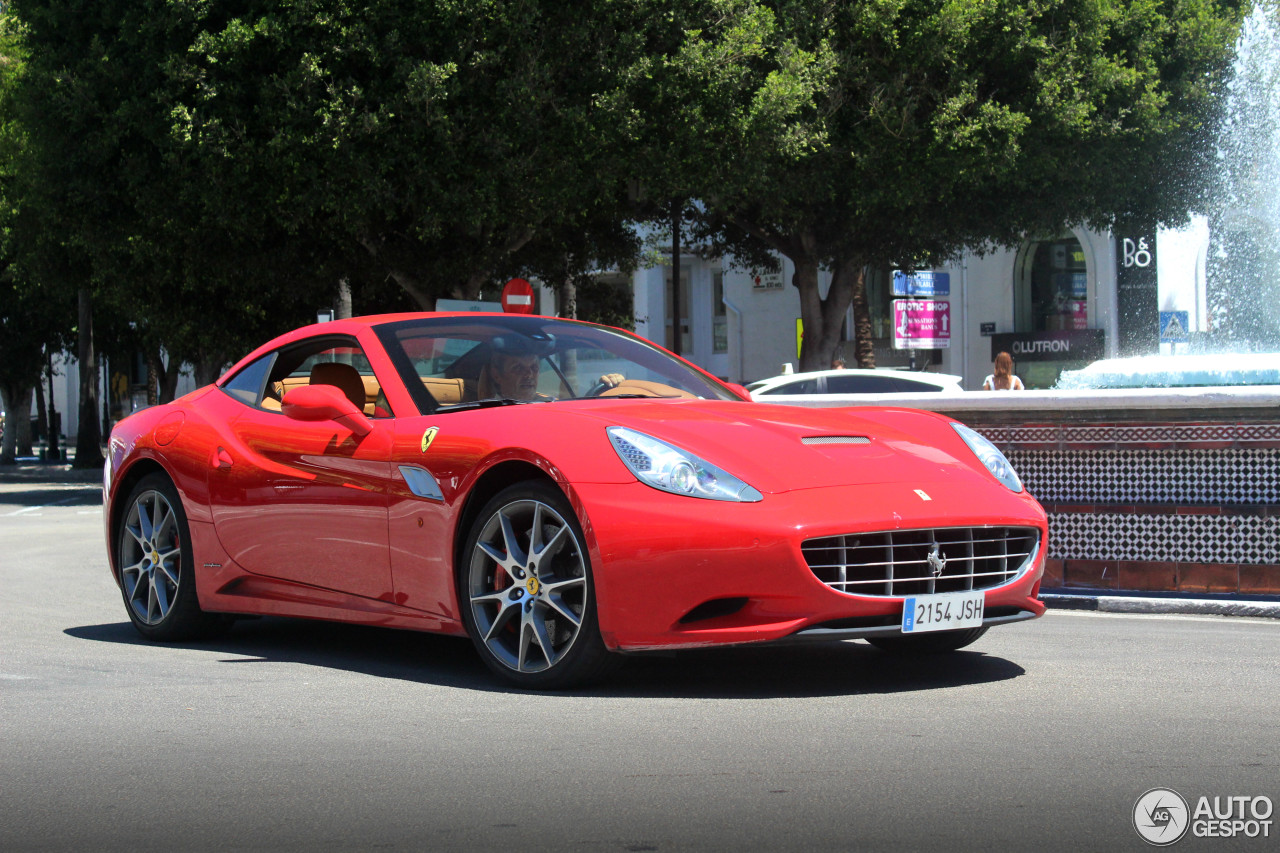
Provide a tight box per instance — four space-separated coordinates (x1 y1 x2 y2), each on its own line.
421 426 440 453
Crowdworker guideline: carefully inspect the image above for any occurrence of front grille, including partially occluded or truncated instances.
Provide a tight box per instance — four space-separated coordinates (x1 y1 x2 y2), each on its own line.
801 527 1040 598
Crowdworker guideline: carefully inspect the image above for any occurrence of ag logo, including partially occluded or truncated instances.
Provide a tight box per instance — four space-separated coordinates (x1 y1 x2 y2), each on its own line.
1134 788 1190 846
420 426 440 454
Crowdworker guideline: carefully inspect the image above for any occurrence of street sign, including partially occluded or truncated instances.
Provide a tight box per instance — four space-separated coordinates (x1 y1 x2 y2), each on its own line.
892 270 950 297
1160 311 1189 343
501 278 535 314
892 300 951 349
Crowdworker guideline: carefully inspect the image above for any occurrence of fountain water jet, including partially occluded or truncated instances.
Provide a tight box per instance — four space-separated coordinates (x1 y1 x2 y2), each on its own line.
1207 1 1280 349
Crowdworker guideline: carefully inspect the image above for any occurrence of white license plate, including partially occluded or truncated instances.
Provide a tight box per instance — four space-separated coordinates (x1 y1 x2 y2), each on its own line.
901 590 985 633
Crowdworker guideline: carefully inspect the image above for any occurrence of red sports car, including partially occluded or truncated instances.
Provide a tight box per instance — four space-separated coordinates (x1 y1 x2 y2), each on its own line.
104 313 1047 688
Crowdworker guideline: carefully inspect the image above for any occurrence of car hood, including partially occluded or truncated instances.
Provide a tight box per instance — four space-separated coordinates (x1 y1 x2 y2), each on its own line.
562 399 996 496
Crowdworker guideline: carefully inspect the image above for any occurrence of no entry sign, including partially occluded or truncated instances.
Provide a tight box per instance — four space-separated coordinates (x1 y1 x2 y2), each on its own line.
501 278 535 314
892 299 951 349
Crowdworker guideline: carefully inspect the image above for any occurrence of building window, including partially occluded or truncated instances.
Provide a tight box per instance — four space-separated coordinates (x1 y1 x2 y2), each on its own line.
1021 237 1088 332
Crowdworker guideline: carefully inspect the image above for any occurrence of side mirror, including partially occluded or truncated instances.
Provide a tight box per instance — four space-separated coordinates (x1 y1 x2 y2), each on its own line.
281 384 373 437
725 382 753 401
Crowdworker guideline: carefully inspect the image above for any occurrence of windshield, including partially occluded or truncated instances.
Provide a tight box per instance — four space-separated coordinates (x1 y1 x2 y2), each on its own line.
375 315 738 414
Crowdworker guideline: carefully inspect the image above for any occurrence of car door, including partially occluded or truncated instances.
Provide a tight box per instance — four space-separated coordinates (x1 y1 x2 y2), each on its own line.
206 341 395 600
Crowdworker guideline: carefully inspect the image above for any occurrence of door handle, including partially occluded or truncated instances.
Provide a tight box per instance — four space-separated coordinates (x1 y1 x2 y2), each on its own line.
210 447 233 470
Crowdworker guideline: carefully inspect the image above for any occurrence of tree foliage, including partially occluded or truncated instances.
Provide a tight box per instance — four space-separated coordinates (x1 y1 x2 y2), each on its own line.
4 0 1248 387
666 0 1244 368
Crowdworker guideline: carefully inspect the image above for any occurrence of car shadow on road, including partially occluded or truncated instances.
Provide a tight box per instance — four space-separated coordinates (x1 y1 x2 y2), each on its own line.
66 617 1025 699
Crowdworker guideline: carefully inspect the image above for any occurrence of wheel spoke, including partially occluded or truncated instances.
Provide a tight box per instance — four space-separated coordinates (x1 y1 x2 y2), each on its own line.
529 605 561 666
156 560 179 587
137 501 155 543
534 523 568 562
543 593 582 628
528 504 545 554
124 522 147 550
517 614 536 671
477 540 513 572
480 598 521 642
154 506 177 545
497 510 528 568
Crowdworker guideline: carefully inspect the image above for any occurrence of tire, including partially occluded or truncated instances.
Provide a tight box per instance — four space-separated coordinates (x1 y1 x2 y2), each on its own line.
866 626 989 654
116 472 226 642
460 481 615 689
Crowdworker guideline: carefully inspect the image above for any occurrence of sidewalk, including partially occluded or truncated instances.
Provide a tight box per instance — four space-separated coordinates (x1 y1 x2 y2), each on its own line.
0 456 104 484
1041 589 1280 619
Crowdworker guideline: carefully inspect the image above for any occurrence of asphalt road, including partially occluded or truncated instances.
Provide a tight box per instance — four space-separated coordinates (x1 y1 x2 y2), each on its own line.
2 482 1278 852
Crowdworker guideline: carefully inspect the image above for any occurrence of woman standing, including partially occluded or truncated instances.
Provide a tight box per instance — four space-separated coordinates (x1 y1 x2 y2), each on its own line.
983 351 1025 391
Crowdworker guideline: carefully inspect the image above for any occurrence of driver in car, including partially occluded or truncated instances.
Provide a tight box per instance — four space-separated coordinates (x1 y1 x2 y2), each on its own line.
486 348 623 401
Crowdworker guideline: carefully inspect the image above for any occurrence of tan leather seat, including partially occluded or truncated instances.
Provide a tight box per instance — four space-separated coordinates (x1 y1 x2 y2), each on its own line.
309 362 367 410
422 377 469 405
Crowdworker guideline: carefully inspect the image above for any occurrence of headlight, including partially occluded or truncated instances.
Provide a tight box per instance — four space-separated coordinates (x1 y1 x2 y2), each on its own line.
607 427 763 502
952 423 1023 492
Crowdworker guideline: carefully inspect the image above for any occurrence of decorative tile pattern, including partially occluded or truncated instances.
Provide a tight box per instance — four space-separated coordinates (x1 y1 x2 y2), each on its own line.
1011 448 1280 504
980 422 1280 448
1047 511 1279 564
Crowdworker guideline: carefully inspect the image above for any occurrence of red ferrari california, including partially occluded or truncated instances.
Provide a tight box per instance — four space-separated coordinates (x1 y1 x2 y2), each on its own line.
104 313 1047 688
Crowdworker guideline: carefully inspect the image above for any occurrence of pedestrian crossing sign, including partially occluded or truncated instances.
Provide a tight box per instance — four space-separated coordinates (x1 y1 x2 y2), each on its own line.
1159 311 1189 343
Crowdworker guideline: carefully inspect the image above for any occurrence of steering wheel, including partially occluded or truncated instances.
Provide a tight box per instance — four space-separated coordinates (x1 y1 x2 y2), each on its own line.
584 379 612 397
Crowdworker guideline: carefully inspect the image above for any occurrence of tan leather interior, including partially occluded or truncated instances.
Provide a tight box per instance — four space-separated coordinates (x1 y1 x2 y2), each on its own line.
309 362 367 411
422 377 476 405
263 365 385 416
599 379 696 398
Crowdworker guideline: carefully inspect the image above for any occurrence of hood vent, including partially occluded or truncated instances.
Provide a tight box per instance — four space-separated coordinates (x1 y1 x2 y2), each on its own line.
801 435 870 446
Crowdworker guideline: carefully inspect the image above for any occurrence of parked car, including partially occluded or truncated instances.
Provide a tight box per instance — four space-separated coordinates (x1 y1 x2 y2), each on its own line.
104 313 1046 688
1054 352 1280 389
747 368 965 397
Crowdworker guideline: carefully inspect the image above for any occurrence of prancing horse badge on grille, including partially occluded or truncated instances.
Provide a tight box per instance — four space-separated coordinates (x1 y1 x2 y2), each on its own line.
927 543 947 577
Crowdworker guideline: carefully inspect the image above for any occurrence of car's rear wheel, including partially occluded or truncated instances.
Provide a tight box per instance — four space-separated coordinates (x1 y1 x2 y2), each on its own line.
117 472 226 641
866 626 988 654
461 482 614 689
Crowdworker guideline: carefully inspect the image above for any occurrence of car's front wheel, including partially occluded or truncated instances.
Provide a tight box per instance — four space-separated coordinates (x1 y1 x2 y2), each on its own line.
116 472 226 641
460 482 614 689
866 626 988 654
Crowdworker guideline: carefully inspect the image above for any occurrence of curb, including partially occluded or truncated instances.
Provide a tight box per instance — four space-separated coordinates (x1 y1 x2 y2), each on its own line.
1042 592 1280 620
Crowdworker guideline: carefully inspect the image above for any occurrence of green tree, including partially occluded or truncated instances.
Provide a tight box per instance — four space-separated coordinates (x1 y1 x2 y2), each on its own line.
0 15 72 464
663 0 1243 370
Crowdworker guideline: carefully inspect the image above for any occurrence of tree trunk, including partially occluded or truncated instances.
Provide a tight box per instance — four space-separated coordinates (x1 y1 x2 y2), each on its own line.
44 349 59 460
35 358 48 442
152 351 182 404
389 270 435 310
146 354 159 406
337 276 353 319
1 384 34 464
193 353 227 387
558 258 577 320
795 255 860 372
850 264 876 369
73 289 104 469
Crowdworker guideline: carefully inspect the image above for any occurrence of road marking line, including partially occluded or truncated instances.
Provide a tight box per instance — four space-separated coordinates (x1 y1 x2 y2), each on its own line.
3 495 87 517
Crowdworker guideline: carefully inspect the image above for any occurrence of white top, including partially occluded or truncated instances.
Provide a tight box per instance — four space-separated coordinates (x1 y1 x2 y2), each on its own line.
983 374 1025 391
